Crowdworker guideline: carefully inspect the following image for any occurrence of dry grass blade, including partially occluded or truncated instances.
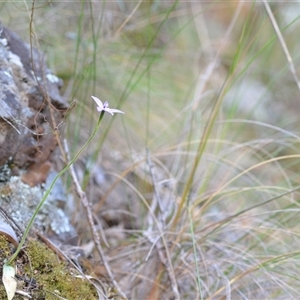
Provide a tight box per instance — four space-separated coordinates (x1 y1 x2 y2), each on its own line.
206 250 300 300
263 0 300 92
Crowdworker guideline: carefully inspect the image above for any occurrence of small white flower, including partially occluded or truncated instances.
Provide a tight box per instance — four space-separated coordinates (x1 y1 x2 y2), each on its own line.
91 96 124 116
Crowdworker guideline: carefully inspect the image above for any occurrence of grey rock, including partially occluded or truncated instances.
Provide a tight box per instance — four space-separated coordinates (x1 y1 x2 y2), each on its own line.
0 26 76 244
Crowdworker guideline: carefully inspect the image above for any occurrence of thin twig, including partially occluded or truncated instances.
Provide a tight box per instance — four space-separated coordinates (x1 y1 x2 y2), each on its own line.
1 116 20 134
64 139 128 300
0 207 23 237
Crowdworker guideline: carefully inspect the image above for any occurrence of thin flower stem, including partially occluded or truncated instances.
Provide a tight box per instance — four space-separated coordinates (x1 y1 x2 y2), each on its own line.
6 112 105 265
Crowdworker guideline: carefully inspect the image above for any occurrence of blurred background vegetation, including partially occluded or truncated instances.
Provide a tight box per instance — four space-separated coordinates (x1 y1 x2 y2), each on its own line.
2 1 300 299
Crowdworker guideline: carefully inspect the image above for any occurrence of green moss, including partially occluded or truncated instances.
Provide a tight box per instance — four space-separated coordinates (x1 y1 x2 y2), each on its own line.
0 235 13 257
21 240 99 299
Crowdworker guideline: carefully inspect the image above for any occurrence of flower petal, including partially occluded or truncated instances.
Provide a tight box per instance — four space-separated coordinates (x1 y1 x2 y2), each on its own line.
107 108 125 115
105 110 115 115
92 96 124 116
91 96 104 110
103 101 109 109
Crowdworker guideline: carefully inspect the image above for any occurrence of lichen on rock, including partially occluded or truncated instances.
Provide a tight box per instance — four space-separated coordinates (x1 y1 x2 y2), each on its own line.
0 24 67 174
0 25 74 241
